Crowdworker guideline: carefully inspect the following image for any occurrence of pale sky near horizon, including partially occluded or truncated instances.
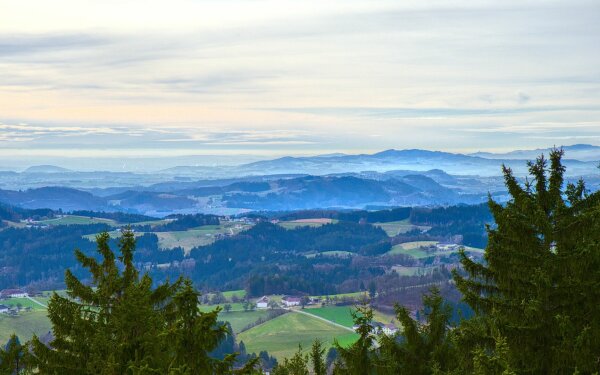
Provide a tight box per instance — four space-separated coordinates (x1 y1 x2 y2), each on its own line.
1 0 600 166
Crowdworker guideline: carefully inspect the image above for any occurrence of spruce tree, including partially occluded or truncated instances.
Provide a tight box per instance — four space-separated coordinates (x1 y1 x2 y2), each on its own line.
30 230 255 374
0 334 27 374
375 287 455 375
333 304 376 375
310 339 326 375
272 345 309 375
454 149 600 373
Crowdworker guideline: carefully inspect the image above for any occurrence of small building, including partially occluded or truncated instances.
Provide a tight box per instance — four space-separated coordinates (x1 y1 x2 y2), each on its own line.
0 304 9 313
282 296 301 307
382 323 398 336
353 321 396 336
0 289 28 298
256 296 270 309
436 243 460 252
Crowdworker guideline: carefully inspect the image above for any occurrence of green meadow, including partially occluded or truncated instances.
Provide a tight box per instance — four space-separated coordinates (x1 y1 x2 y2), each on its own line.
238 312 358 360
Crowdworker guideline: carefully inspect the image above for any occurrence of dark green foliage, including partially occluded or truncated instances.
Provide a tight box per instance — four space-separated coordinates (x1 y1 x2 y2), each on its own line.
368 281 377 299
409 203 492 226
154 214 220 232
0 203 55 222
29 230 257 374
0 334 28 374
334 304 376 375
330 290 455 375
376 288 455 375
69 210 157 223
0 224 111 290
310 340 326 375
454 149 600 373
272 345 310 375
337 207 412 223
194 221 388 295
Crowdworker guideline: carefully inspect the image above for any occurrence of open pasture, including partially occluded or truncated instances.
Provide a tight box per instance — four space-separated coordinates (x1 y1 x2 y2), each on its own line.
0 311 51 343
238 312 358 360
38 215 117 226
373 219 430 237
277 218 337 229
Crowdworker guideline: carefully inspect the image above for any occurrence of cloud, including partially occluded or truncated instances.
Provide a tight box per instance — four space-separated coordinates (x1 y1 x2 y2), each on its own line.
517 92 531 104
0 122 320 149
262 106 600 119
1 0 599 160
0 33 110 56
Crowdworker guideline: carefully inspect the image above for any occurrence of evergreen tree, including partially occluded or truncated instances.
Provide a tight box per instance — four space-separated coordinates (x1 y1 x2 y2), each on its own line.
376 287 456 375
29 230 256 374
310 339 326 375
0 334 27 374
454 149 600 373
334 304 376 375
272 345 309 375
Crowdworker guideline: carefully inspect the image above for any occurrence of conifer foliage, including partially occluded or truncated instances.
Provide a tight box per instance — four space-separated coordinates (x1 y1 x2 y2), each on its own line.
30 230 257 374
454 149 600 373
0 334 27 374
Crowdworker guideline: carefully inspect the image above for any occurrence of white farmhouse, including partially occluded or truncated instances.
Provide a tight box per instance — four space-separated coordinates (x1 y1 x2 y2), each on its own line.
0 289 28 298
256 296 270 309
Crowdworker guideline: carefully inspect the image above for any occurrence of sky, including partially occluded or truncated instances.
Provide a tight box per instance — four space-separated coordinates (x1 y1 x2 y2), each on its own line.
1 0 600 169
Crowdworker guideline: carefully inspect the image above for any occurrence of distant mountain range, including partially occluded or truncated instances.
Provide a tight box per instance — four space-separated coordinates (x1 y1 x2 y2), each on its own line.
0 171 501 215
0 145 597 215
470 144 600 162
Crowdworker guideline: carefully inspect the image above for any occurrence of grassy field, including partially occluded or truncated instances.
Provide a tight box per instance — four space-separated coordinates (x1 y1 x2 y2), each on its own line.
82 221 252 254
155 229 216 252
388 241 484 259
310 291 367 300
0 297 46 310
0 310 52 343
304 306 396 328
199 302 245 312
155 222 252 253
303 306 356 327
373 219 432 237
83 230 142 241
128 219 172 227
391 265 438 276
238 312 358 360
277 218 337 229
218 310 271 333
388 241 439 258
222 289 246 299
38 215 117 226
1 220 27 229
373 219 412 236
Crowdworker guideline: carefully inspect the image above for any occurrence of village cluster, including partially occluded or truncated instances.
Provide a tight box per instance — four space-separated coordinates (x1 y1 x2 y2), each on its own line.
0 288 33 316
251 295 399 336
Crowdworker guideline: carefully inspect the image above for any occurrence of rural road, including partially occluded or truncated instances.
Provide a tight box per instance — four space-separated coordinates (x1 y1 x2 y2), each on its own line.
288 308 356 333
27 296 48 308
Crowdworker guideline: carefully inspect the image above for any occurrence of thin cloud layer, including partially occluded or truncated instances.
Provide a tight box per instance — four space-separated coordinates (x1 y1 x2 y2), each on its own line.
1 0 599 164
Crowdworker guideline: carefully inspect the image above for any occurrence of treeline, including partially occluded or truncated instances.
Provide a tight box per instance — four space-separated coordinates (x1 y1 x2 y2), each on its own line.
409 203 492 226
194 221 388 254
256 205 490 248
337 207 411 223
189 222 389 294
0 203 55 222
69 210 157 223
0 224 110 290
257 207 412 223
154 213 220 231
